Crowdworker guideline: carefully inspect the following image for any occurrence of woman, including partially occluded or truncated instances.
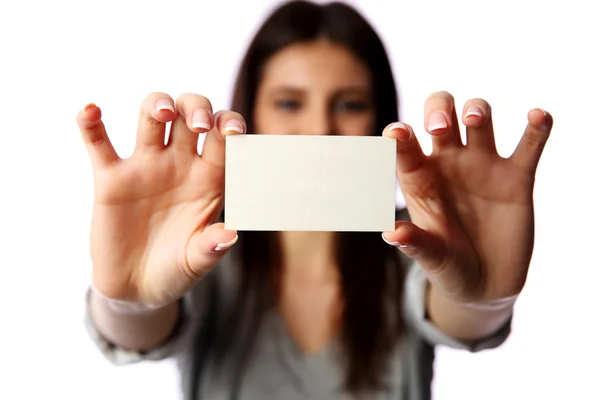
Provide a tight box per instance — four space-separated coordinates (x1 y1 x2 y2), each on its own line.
78 1 552 399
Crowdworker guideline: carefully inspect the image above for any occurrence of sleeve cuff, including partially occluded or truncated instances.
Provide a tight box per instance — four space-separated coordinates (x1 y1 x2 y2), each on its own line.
403 262 512 352
84 288 196 365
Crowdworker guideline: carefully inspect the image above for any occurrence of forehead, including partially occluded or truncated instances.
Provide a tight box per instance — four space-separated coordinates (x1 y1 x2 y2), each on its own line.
259 40 372 92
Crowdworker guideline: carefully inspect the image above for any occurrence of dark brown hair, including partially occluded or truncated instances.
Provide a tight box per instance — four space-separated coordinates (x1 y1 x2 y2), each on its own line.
212 0 407 396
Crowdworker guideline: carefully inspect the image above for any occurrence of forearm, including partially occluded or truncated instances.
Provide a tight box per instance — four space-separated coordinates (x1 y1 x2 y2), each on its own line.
89 290 180 351
426 282 514 342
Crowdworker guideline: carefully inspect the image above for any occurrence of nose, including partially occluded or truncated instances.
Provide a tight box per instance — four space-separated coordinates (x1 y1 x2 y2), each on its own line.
300 107 336 136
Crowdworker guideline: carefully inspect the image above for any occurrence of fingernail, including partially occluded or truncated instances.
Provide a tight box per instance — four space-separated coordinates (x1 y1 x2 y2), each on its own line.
214 234 239 252
156 99 174 113
388 122 412 141
381 233 401 247
427 111 448 132
536 108 551 131
224 119 245 134
192 110 212 130
82 103 96 111
464 105 484 119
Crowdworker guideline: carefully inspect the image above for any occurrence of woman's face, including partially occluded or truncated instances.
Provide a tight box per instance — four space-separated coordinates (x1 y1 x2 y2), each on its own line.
253 40 375 136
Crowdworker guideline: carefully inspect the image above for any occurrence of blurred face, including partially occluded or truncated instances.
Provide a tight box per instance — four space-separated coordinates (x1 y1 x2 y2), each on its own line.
253 40 375 136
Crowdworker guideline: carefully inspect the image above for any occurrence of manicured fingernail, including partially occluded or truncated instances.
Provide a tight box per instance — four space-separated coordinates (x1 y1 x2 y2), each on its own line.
464 105 484 119
82 103 96 111
428 111 448 132
214 234 239 252
224 119 245 134
192 110 211 130
388 122 412 141
382 233 401 246
539 108 548 116
381 233 412 249
156 99 174 113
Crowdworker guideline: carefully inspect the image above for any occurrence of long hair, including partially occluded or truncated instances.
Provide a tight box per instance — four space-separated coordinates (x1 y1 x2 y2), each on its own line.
212 1 407 396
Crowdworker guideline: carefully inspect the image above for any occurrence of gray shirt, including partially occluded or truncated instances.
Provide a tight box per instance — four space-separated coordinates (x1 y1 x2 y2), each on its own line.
85 250 511 400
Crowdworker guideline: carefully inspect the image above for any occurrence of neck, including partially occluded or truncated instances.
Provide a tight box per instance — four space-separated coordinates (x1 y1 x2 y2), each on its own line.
278 231 338 280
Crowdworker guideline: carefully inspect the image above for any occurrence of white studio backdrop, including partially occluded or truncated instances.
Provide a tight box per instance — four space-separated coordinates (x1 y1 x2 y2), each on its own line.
0 0 598 399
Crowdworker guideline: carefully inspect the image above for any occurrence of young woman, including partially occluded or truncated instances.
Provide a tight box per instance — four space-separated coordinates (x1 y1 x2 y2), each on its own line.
78 1 553 399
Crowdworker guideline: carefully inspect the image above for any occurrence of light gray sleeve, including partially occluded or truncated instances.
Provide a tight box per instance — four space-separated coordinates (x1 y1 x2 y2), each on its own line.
403 261 511 352
83 280 209 366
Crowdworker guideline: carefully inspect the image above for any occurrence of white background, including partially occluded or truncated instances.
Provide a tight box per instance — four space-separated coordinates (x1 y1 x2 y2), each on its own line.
1 0 598 399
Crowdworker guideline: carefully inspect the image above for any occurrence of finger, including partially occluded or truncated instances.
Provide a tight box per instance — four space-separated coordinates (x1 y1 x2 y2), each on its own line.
135 93 177 151
383 122 426 174
202 110 246 167
168 93 214 154
76 103 120 168
185 222 239 279
462 99 497 152
424 91 463 152
510 108 553 171
382 221 447 272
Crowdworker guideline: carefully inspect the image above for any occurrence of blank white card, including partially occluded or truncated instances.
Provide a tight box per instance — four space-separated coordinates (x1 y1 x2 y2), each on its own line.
224 135 397 232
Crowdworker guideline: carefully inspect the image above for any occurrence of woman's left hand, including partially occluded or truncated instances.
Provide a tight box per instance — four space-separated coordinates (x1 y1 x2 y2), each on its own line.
382 91 553 306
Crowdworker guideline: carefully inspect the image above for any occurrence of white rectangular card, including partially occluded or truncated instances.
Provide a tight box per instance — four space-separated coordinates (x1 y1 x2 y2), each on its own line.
224 135 397 232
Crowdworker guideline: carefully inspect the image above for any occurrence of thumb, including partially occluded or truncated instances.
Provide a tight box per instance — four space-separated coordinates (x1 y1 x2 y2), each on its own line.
382 221 448 273
185 222 238 278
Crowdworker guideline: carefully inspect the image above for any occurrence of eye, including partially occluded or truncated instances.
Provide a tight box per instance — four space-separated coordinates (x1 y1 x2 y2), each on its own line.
335 100 370 113
275 99 301 111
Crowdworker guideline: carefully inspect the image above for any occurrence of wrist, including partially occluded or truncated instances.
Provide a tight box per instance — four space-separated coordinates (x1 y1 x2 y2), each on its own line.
457 295 518 312
90 284 163 315
427 282 517 314
426 283 515 341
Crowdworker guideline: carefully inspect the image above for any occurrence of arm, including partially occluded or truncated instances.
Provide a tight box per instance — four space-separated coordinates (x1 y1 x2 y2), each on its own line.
84 270 218 365
402 260 511 351
382 93 552 347
426 283 514 342
76 97 245 361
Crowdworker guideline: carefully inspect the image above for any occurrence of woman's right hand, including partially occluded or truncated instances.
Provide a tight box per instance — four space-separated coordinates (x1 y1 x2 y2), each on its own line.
77 93 246 308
